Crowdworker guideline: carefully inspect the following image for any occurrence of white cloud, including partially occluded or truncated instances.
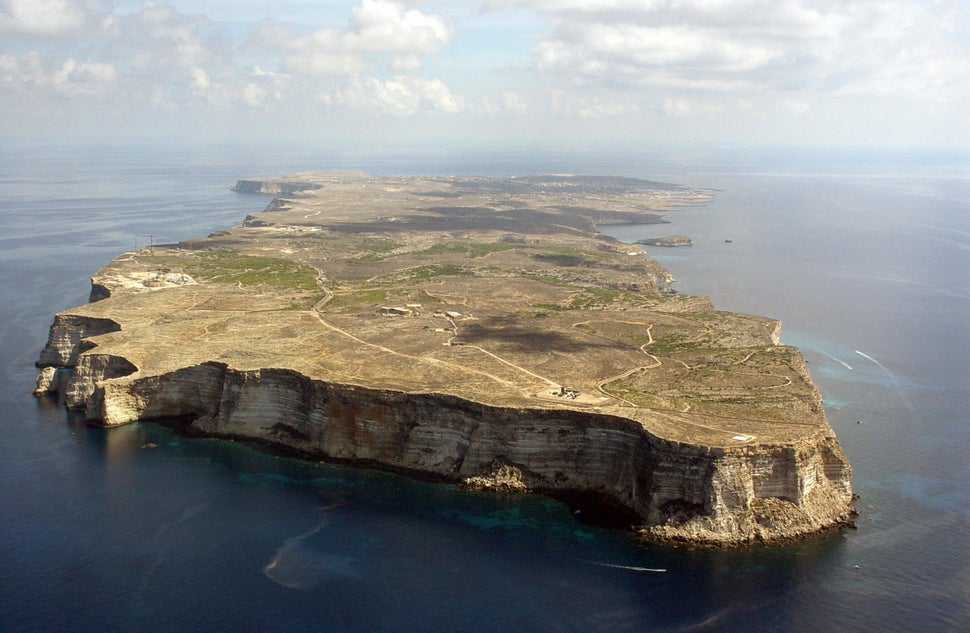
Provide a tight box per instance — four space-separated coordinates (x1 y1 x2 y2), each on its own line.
257 0 452 77
242 82 269 107
503 91 527 113
545 90 634 119
0 51 115 95
662 96 721 118
522 0 970 104
118 5 222 71
190 67 211 90
52 58 116 92
0 0 966 146
390 53 421 72
348 0 451 53
338 75 464 114
0 0 97 36
281 40 374 76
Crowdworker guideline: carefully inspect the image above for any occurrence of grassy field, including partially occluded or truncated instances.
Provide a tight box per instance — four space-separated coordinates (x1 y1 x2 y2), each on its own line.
183 252 320 291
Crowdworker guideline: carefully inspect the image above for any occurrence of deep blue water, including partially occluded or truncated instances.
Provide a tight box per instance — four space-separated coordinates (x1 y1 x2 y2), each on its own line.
1 144 967 632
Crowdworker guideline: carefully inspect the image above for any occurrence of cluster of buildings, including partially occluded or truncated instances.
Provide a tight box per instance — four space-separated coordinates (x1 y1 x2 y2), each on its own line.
378 305 463 320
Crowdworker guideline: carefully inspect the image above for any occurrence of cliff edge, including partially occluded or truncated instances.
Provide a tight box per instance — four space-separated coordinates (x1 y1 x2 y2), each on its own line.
35 172 854 546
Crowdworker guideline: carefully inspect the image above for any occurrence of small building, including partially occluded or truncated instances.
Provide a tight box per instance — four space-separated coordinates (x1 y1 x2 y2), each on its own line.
556 386 580 399
444 311 462 319
379 306 412 317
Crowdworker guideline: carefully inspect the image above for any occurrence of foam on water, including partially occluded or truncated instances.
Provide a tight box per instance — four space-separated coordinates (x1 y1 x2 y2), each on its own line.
263 509 358 590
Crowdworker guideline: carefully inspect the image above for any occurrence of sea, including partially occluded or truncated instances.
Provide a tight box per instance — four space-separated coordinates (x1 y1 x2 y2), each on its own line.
1 143 967 633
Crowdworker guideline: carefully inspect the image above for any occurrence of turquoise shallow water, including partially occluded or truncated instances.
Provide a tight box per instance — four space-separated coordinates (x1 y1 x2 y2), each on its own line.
1 145 967 632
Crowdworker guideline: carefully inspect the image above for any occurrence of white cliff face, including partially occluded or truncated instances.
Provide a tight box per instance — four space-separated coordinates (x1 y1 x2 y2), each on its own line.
46 349 854 545
35 315 121 368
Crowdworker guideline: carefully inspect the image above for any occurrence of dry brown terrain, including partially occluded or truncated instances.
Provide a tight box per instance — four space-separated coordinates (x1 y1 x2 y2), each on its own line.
73 172 827 448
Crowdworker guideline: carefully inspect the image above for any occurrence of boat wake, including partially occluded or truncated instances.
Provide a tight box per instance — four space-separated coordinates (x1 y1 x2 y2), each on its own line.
855 350 888 372
821 350 853 370
582 560 666 573
855 349 917 417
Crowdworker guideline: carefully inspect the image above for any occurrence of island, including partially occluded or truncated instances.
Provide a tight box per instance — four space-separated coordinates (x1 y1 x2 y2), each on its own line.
34 172 854 546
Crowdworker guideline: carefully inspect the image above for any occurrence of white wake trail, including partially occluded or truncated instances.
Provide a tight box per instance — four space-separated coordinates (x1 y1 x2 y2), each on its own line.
854 349 917 418
582 560 666 573
821 351 852 370
855 350 889 372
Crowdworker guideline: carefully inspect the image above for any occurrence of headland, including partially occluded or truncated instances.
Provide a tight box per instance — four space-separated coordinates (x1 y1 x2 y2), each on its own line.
34 172 854 546
636 235 694 247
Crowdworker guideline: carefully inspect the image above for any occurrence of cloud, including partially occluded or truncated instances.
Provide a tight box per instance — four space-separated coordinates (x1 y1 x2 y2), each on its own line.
255 0 452 77
0 0 98 36
348 0 452 53
0 51 115 96
52 58 116 95
522 0 970 104
545 90 635 119
662 96 721 118
337 75 464 114
190 67 211 90
0 0 966 146
113 5 225 72
0 0 467 133
503 91 527 113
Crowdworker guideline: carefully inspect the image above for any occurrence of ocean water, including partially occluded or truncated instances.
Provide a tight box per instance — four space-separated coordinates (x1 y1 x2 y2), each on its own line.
1 144 967 632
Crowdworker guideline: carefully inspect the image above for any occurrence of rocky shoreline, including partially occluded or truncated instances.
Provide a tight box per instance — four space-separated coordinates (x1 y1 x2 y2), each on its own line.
636 235 694 247
34 172 854 546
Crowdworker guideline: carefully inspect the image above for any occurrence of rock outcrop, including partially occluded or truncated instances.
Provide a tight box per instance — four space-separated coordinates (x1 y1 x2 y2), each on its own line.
35 314 121 367
231 179 323 195
637 235 694 247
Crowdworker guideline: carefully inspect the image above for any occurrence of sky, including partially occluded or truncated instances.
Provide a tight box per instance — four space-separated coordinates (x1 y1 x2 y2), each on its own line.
1 0 968 149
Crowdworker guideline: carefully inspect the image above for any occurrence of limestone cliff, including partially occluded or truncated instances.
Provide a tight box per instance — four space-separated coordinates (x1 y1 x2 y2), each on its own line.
36 311 854 546
231 179 323 195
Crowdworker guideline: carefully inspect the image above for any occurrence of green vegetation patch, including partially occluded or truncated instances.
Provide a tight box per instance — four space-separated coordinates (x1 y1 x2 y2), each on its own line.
323 288 389 312
347 237 404 262
184 251 319 291
529 246 608 268
396 264 476 283
415 241 519 258
322 287 444 313
568 286 632 309
358 237 402 253
646 326 712 354
532 253 588 267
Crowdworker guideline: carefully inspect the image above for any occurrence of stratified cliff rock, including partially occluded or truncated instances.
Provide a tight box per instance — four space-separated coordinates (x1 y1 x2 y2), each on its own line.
39 328 854 546
36 315 121 367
